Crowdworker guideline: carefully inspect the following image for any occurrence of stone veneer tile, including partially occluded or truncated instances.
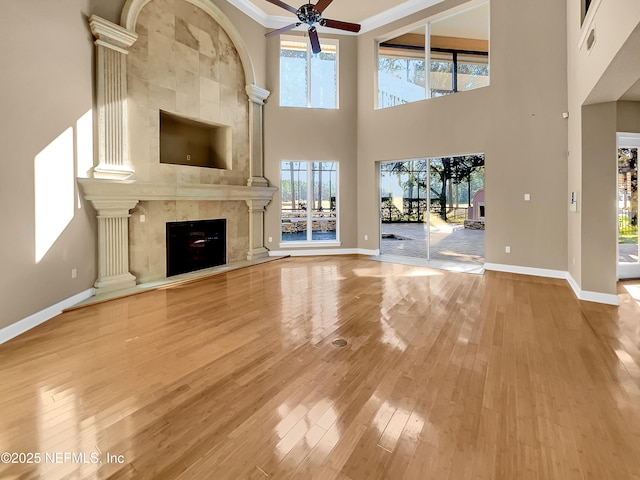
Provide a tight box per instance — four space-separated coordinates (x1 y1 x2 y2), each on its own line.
199 76 219 101
152 163 178 184
176 93 200 118
176 69 199 98
149 84 177 112
175 17 200 51
175 201 200 221
177 166 200 184
174 42 200 74
175 0 199 26
219 57 237 89
143 9 176 39
199 29 217 59
148 57 176 91
200 99 220 123
199 53 219 82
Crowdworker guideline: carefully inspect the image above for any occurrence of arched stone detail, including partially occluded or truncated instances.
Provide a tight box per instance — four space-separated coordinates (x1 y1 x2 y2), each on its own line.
121 0 256 86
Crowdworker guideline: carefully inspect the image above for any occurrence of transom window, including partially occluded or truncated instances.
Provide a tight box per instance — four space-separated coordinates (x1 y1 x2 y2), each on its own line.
281 161 339 244
377 2 490 109
280 37 338 109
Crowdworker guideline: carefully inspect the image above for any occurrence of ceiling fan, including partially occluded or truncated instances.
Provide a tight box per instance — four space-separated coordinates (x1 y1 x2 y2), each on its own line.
264 0 361 54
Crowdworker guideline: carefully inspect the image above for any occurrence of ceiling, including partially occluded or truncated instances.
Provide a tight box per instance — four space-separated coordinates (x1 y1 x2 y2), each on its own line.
621 77 640 101
230 0 459 33
254 0 408 24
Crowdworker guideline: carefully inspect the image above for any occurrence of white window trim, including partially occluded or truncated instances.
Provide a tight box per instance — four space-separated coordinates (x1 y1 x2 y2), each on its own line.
280 35 339 109
280 161 340 247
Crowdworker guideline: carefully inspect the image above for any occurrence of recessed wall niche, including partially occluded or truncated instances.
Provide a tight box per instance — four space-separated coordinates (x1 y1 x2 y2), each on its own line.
159 111 231 170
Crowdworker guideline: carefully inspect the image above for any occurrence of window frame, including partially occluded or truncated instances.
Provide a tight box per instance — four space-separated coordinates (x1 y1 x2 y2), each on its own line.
279 35 340 110
376 1 490 109
280 160 340 248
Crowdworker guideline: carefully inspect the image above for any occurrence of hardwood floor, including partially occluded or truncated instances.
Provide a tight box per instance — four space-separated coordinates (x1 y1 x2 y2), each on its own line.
1 255 640 479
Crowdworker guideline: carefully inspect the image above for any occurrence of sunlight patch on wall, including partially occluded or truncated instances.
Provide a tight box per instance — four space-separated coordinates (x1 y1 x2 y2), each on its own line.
35 127 75 263
76 110 94 208
76 110 93 178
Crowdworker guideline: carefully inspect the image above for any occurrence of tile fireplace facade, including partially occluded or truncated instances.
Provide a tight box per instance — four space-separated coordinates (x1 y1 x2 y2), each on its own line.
79 0 276 293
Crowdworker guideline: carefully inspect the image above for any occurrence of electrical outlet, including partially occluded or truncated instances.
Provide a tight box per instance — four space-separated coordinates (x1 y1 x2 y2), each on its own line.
140 214 146 223
71 268 77 279
268 236 272 243
187 154 191 161
524 193 530 201
505 246 511 254
364 235 368 241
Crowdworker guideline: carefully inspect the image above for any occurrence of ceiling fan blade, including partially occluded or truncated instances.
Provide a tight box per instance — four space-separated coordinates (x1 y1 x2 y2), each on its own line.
265 0 298 15
308 26 321 54
321 18 361 33
265 22 302 37
314 0 334 14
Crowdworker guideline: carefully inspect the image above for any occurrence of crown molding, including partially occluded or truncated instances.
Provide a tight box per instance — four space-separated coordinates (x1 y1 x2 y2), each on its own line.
227 0 446 35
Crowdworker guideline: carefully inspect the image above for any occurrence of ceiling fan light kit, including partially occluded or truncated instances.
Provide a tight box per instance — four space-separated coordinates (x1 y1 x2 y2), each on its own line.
264 0 361 54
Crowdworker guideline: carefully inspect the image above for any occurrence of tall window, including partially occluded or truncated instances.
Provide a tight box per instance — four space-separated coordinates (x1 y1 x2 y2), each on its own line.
281 161 338 243
280 37 338 109
377 2 490 109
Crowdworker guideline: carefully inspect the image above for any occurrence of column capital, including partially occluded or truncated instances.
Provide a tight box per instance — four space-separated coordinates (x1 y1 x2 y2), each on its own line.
89 198 139 217
245 198 271 212
246 84 270 105
89 15 138 54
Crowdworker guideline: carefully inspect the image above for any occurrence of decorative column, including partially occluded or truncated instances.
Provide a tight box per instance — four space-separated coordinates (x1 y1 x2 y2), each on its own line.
89 199 139 293
246 84 271 187
89 15 137 179
246 199 271 260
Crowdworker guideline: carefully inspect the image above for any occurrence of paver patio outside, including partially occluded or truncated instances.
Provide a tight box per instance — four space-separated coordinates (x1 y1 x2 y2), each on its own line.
381 222 485 264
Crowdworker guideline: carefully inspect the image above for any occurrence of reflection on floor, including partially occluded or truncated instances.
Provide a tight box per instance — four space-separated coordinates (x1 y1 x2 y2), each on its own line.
371 254 485 275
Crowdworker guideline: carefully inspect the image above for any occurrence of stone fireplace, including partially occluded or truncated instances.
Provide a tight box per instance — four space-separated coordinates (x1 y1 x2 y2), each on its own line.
79 0 276 293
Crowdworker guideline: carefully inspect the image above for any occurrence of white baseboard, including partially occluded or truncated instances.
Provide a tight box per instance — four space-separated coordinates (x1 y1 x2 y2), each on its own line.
485 263 619 306
484 263 567 279
0 288 95 345
269 248 380 257
567 273 619 306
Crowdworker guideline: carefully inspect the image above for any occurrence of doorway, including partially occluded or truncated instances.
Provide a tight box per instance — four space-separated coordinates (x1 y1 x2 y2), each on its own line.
379 155 485 271
618 133 640 279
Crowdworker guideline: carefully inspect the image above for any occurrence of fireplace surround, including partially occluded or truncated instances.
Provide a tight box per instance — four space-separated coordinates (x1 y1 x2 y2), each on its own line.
79 0 276 294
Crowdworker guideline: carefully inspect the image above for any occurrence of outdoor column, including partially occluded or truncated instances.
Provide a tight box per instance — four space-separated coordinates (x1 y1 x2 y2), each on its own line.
90 199 139 293
246 84 270 187
89 15 138 179
246 199 271 260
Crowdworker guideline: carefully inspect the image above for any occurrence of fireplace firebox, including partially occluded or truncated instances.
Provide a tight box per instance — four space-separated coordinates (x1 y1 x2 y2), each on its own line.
166 219 226 277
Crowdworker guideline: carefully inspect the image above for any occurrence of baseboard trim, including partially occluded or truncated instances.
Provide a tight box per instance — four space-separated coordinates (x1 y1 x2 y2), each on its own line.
484 263 567 279
0 288 95 345
269 248 380 257
485 263 620 306
567 273 619 305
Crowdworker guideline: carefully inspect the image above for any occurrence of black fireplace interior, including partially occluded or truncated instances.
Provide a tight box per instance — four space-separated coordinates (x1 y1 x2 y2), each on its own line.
166 219 226 277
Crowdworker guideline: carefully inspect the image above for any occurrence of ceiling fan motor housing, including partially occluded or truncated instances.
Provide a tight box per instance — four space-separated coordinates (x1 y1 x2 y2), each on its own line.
297 4 322 25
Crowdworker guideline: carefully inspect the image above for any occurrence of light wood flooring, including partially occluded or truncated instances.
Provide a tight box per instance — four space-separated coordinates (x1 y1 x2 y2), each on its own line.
1 255 640 479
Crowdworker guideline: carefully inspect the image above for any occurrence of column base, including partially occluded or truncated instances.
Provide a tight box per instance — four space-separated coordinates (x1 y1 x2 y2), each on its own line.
93 163 135 180
94 272 137 294
247 247 269 261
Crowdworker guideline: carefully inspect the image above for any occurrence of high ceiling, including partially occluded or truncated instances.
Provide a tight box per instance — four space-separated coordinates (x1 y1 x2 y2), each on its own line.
253 0 409 24
235 0 455 32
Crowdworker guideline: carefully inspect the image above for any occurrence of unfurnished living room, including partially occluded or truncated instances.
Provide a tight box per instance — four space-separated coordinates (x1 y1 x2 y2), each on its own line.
1 0 640 478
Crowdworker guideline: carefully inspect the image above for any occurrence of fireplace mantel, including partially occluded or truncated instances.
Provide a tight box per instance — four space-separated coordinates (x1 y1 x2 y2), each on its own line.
78 178 276 203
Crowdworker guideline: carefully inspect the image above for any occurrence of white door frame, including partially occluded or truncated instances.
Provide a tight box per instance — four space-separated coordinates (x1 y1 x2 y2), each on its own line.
617 132 640 280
